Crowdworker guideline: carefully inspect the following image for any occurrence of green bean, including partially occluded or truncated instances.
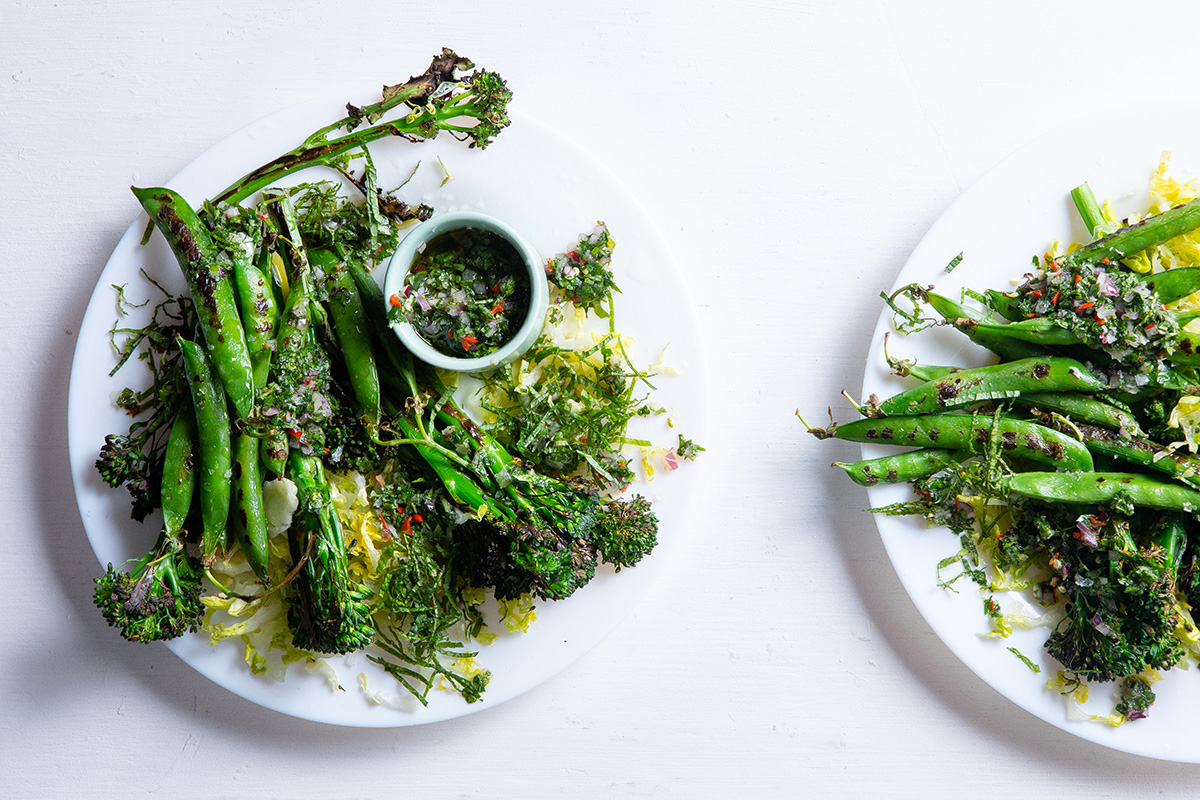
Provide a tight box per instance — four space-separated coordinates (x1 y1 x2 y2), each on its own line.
809 414 1093 471
132 186 256 420
1008 471 1200 511
160 393 198 538
1063 198 1200 266
311 247 380 425
179 338 233 563
231 430 270 584
833 448 966 487
877 357 1104 417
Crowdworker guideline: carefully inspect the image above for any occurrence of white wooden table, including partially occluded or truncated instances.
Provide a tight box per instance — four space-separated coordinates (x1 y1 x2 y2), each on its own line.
7 1 1200 795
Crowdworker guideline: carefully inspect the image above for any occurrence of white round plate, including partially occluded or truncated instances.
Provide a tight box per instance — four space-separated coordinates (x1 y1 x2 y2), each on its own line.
68 95 707 726
862 115 1200 761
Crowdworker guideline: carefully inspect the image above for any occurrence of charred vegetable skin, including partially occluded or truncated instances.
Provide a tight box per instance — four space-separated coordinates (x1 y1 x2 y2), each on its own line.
808 178 1200 722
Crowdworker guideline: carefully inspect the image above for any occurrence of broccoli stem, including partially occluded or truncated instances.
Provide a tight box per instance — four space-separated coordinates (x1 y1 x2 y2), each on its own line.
212 49 508 206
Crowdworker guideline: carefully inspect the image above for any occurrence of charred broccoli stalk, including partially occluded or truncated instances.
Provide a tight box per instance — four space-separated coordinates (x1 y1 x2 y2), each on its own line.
213 49 512 207
286 452 375 655
93 530 204 643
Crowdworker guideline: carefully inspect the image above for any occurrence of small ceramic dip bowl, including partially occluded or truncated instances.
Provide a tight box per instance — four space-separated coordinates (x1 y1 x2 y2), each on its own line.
382 211 549 372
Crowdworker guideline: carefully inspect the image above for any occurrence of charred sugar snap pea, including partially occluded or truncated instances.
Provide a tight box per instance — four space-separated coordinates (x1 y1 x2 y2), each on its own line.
876 357 1104 417
1008 471 1200 511
232 251 279 390
179 338 232 563
1065 423 1200 489
231 430 270 584
1063 198 1200 267
160 393 198 538
920 289 1047 360
807 413 1094 471
310 247 380 426
132 186 256 420
1012 391 1143 436
833 448 966 487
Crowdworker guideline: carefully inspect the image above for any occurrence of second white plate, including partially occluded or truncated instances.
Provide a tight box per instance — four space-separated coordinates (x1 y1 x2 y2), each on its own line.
862 114 1200 761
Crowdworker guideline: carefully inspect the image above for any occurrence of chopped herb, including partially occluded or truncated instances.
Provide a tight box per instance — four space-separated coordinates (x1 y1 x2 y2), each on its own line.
391 227 531 358
1008 647 1041 674
944 251 964 274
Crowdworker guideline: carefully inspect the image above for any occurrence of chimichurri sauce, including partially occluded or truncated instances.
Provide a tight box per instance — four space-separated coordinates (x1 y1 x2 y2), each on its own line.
390 227 531 358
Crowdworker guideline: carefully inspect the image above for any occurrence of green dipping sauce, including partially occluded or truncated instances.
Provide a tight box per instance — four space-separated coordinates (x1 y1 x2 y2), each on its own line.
389 227 532 358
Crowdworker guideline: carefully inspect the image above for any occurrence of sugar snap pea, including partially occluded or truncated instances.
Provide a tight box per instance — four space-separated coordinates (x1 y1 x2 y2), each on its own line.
809 414 1094 471
1068 423 1200 489
132 186 256 420
921 289 1046 360
986 269 1200 322
833 448 966 487
160 393 197 538
1063 198 1200 266
877 357 1104 417
179 338 232 563
231 430 270 584
953 317 1084 348
310 247 380 426
1008 471 1200 511
1012 391 1144 436
1143 266 1200 305
232 252 279 390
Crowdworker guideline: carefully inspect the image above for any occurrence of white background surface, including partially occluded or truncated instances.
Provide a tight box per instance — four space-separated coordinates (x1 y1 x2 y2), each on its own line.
10 0 1200 796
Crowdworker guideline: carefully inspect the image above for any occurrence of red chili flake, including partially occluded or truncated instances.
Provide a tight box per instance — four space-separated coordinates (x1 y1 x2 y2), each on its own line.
460 335 479 351
491 283 500 293
286 428 301 439
1077 301 1096 313
1030 289 1042 298
411 514 424 524
389 293 402 308
400 517 412 533
1074 274 1082 285
491 301 505 315
1095 314 1106 325
1051 290 1060 305
1026 313 1037 318
1101 257 1112 265
1146 323 1157 331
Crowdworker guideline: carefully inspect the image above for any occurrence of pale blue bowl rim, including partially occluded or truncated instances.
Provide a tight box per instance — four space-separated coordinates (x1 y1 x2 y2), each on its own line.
381 211 549 372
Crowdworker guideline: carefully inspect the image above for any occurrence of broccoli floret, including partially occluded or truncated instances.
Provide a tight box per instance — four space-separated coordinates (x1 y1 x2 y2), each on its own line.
451 519 598 602
1043 511 1185 683
93 531 203 643
591 494 658 570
